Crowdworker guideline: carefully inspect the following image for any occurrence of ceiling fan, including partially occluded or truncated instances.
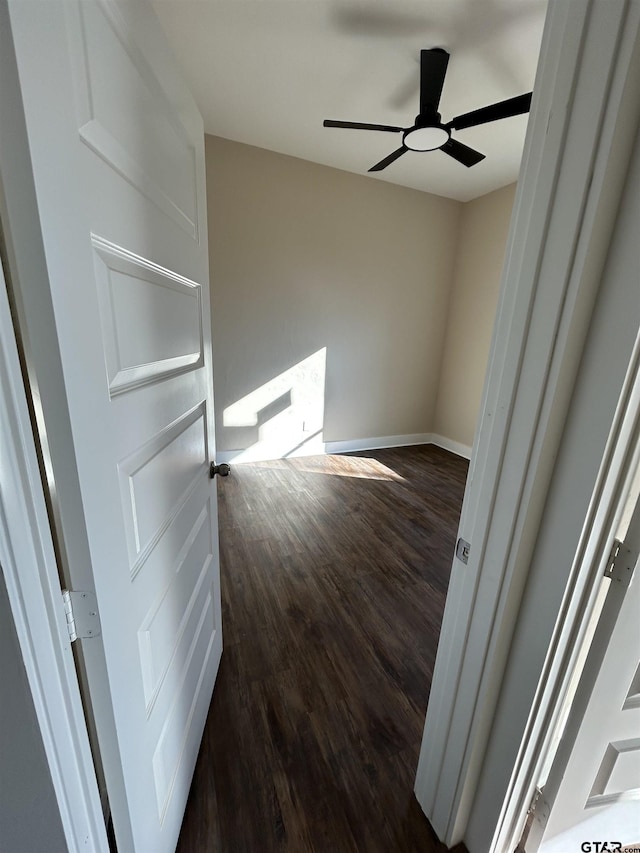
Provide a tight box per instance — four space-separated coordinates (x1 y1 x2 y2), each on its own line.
323 48 532 172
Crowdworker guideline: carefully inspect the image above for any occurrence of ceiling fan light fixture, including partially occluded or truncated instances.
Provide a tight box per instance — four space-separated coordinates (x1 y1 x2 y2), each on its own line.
323 48 533 172
403 125 450 151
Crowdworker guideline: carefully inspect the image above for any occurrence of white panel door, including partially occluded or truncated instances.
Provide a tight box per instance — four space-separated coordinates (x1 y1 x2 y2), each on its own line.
539 501 640 852
8 2 222 850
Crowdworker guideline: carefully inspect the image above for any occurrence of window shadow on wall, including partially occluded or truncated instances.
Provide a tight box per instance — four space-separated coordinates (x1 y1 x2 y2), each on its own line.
222 348 326 463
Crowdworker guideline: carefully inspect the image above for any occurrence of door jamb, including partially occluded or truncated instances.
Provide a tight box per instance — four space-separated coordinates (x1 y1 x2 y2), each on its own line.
0 253 108 852
497 327 640 853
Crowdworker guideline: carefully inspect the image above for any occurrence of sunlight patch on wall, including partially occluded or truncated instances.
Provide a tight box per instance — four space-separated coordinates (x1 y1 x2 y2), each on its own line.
222 348 326 463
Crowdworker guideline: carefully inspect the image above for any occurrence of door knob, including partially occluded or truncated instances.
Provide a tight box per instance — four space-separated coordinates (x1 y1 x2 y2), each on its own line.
210 462 231 478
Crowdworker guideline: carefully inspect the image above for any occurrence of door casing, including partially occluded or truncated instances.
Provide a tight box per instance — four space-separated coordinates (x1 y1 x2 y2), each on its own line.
415 0 640 846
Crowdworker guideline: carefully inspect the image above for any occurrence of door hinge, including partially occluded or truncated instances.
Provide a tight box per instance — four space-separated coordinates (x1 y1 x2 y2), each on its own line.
604 538 635 586
456 537 471 564
62 590 101 642
517 785 551 852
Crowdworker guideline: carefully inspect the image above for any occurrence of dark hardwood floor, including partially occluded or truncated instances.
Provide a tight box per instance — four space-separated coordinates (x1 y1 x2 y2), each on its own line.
177 445 468 853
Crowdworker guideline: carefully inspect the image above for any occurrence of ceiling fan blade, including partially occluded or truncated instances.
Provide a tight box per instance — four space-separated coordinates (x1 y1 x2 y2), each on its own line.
441 138 485 168
449 92 532 131
324 119 404 132
368 146 408 172
420 48 450 115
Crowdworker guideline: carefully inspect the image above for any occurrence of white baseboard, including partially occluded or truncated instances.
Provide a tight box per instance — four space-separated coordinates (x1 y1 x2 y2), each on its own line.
324 433 431 455
216 432 471 464
428 433 472 460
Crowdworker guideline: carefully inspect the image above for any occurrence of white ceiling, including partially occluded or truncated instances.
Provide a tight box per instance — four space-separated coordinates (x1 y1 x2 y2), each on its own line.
151 0 547 202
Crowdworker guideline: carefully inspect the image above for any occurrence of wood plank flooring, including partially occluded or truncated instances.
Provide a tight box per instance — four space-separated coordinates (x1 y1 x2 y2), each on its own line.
178 445 468 852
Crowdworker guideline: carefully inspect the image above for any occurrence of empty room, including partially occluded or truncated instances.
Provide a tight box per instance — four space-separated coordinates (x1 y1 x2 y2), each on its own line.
162 2 538 847
186 141 520 848
2 1 639 852
157 1 540 847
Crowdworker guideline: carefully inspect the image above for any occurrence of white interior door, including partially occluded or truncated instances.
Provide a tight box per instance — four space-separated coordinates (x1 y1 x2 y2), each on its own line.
538 496 640 852
8 2 222 850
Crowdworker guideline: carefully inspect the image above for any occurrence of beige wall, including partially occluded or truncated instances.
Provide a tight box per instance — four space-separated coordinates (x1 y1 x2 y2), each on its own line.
206 135 514 458
433 183 516 448
206 135 460 455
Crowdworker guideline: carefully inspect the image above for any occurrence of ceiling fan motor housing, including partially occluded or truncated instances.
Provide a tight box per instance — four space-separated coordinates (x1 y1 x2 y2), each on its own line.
403 113 451 151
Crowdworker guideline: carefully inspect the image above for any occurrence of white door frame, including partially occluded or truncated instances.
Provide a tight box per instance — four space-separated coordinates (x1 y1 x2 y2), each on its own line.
416 0 640 846
499 327 640 852
0 254 107 851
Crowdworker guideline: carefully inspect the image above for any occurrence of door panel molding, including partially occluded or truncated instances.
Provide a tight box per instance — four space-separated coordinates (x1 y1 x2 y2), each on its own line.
92 236 204 396
588 738 640 808
65 0 199 239
138 507 213 714
151 592 215 820
117 401 208 572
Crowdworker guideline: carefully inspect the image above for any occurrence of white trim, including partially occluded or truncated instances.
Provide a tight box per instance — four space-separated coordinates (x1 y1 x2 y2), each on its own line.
493 287 640 849
325 433 431 455
217 432 473 464
217 433 431 463
0 258 108 852
428 434 472 460
415 0 640 846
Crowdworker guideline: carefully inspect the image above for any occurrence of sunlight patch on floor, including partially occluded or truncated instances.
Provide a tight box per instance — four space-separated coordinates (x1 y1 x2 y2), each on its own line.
252 453 405 482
